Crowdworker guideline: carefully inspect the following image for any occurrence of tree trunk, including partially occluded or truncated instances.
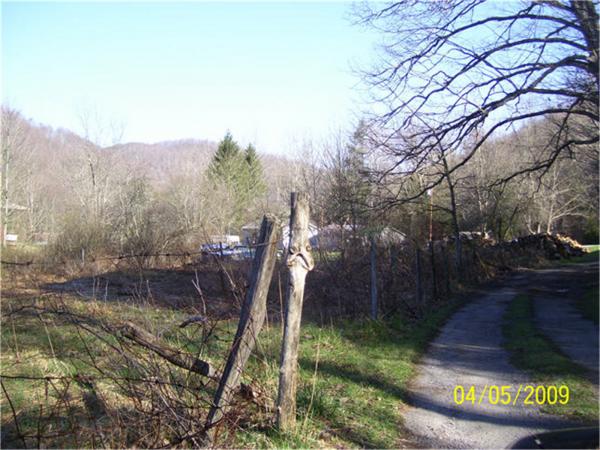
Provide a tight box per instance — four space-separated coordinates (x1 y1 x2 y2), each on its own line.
429 241 438 301
442 156 462 278
415 245 423 307
442 242 451 296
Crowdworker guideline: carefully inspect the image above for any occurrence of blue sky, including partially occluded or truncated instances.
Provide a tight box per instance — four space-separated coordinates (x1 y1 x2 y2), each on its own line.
2 2 378 154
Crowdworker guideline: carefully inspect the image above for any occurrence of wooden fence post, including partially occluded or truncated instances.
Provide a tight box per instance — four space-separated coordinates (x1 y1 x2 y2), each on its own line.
204 215 280 443
276 192 314 431
370 235 378 320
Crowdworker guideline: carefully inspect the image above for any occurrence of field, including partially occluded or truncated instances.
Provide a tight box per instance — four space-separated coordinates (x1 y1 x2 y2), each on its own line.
1 240 597 448
0 257 473 448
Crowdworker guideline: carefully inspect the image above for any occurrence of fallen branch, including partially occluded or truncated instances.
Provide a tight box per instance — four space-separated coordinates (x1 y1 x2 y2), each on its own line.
118 321 216 379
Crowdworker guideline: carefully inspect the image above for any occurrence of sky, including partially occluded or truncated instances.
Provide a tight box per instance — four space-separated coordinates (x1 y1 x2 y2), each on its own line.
1 1 379 155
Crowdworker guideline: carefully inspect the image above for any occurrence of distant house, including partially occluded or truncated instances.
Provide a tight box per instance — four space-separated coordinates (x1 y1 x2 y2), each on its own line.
241 223 261 245
240 221 405 251
3 203 29 245
317 224 355 250
316 224 406 250
374 226 407 246
280 222 320 249
208 234 240 247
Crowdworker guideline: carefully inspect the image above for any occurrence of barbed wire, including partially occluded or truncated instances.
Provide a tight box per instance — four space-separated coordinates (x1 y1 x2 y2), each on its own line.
0 240 284 267
0 373 199 389
1 250 202 267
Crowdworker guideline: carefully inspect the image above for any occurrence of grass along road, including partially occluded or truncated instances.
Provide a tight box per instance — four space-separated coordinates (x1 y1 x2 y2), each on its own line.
503 294 598 422
576 286 599 325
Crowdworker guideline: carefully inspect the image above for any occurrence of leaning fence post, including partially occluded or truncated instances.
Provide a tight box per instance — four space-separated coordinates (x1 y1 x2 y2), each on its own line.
203 215 280 444
276 192 314 431
370 235 378 320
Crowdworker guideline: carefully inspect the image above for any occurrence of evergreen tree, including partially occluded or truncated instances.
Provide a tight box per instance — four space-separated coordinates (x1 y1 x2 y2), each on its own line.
206 134 267 231
243 143 266 197
208 131 242 188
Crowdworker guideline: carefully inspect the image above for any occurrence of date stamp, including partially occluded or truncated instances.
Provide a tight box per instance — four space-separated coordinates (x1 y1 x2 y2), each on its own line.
453 385 570 406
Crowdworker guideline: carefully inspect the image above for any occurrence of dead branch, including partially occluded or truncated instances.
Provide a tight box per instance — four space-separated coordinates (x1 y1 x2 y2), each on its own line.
118 321 216 379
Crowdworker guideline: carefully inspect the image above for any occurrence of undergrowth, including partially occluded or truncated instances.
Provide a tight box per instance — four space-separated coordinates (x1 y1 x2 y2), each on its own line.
1 289 465 448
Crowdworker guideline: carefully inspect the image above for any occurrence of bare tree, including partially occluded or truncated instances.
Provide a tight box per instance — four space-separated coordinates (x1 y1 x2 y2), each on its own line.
1 106 29 245
356 0 599 202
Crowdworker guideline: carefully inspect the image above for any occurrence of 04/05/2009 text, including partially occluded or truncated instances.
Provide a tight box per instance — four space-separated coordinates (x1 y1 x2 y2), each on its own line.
452 385 570 406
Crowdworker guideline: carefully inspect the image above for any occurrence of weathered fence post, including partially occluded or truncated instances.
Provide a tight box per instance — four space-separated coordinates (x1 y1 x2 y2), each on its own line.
370 235 378 320
276 192 314 431
204 215 280 443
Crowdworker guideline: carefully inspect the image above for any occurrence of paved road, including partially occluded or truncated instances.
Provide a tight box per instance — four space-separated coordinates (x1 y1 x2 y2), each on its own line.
403 263 598 449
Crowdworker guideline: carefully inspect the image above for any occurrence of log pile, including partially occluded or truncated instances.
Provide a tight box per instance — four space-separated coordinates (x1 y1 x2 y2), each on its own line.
492 233 586 261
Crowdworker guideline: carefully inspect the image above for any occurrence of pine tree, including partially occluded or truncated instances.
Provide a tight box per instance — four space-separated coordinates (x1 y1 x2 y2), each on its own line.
243 144 266 197
208 131 242 188
206 134 267 231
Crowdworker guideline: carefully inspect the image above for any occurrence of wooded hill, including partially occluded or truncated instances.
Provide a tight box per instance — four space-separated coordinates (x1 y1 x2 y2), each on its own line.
1 106 598 263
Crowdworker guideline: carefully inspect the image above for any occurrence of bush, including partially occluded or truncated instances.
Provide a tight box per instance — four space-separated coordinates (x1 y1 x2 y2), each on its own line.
582 216 599 245
47 215 109 262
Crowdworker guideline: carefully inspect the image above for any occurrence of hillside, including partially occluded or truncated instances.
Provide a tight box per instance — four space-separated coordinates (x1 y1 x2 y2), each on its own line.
3 110 302 246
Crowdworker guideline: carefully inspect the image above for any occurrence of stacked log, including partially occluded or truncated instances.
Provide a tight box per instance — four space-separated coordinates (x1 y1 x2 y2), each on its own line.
491 233 585 261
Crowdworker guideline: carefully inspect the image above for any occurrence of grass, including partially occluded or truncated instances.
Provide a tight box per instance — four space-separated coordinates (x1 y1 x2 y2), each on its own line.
0 295 205 447
583 244 600 252
237 303 465 448
576 286 599 325
503 294 598 423
550 245 598 324
559 246 599 265
1 286 469 448
0 242 44 262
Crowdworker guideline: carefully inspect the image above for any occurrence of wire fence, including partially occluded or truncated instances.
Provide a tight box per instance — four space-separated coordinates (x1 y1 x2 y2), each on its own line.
1 239 284 267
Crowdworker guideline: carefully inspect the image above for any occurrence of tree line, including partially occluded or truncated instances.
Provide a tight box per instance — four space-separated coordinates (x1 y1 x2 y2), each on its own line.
0 104 597 264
